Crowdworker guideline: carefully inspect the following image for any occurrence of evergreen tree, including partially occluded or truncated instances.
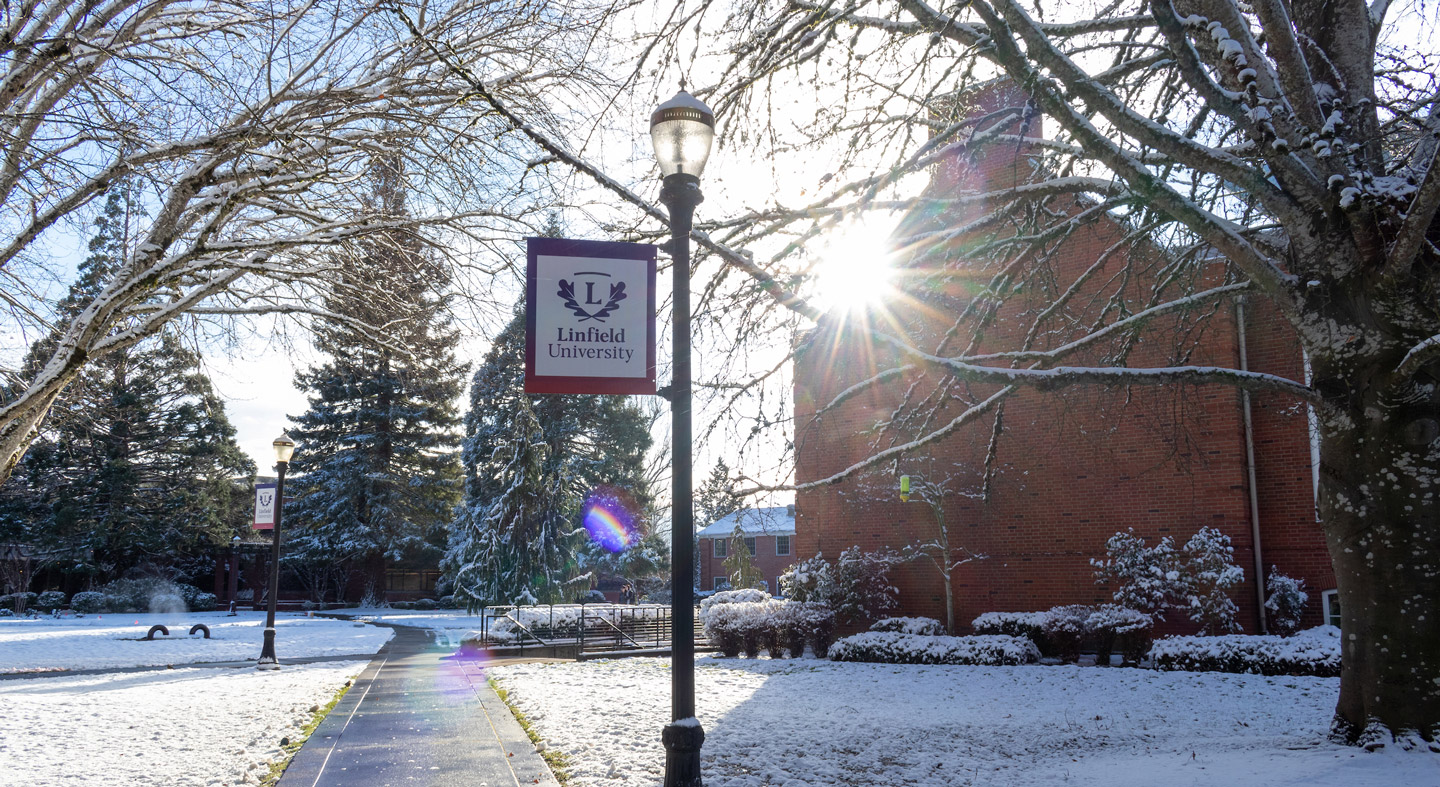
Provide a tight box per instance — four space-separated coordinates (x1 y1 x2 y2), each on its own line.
0 185 255 583
695 459 741 526
285 155 466 601
445 307 653 606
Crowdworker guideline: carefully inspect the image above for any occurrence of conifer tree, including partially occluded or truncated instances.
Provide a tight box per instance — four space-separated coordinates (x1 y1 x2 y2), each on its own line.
285 155 466 601
445 307 653 606
0 184 255 583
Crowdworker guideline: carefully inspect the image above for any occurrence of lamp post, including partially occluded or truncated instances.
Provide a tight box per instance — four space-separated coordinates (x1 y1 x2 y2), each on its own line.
257 432 295 670
651 87 714 787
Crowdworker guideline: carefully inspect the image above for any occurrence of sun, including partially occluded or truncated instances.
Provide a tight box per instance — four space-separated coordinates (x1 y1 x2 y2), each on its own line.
811 216 899 312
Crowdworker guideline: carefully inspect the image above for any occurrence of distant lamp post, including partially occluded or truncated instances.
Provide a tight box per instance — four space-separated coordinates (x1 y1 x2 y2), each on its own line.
650 86 714 787
257 432 295 670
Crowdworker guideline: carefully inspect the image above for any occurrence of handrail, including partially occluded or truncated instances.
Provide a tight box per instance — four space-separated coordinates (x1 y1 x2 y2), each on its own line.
501 610 550 647
593 612 646 650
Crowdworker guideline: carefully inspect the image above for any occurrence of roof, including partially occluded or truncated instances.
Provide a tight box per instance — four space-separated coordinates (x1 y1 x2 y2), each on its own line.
696 506 796 538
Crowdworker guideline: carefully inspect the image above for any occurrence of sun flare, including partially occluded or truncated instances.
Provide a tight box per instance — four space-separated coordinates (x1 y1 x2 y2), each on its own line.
812 217 898 312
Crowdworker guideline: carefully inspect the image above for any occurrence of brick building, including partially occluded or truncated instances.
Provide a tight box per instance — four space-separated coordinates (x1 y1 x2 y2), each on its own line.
792 85 1335 634
697 506 798 595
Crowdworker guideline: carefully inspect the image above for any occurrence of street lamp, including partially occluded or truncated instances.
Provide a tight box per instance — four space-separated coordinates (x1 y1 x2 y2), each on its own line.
651 87 714 787
257 432 295 670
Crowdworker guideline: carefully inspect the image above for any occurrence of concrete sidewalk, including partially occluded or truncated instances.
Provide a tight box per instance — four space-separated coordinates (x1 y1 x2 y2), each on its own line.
278 626 560 786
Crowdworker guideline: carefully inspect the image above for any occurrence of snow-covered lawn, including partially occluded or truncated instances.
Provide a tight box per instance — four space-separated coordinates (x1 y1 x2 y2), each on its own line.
490 655 1433 787
328 606 489 646
0 611 393 673
0 661 363 787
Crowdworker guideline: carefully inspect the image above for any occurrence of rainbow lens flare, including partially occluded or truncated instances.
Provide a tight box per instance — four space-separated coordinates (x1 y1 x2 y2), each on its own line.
582 489 639 553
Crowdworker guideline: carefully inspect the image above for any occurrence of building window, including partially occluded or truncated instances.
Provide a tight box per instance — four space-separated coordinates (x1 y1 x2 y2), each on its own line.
1322 589 1341 628
713 577 727 590
385 569 439 593
775 535 791 556
744 537 756 556
713 539 727 559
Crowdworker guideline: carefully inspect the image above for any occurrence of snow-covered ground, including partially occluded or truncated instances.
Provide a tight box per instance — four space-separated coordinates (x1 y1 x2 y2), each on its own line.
0 611 393 673
0 661 363 786
490 655 1433 787
328 606 489 646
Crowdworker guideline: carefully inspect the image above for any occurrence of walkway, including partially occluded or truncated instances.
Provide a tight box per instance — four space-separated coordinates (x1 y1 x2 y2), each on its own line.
278 626 561 787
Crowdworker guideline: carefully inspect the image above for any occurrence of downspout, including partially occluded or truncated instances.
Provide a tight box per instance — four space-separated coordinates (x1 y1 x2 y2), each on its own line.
1237 296 1268 634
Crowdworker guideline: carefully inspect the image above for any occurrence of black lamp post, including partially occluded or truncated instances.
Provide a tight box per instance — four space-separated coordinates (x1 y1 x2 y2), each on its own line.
257 432 295 670
651 88 715 787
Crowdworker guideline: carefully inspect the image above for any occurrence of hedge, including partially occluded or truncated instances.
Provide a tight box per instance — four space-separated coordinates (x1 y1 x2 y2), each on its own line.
828 632 1040 666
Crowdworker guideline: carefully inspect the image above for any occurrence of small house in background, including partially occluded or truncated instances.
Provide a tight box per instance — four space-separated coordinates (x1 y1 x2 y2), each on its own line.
697 506 798 595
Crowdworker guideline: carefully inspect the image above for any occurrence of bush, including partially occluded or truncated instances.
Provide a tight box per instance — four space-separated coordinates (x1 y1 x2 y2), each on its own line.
1265 570 1308 637
778 554 835 604
413 597 438 610
36 590 67 612
191 592 217 612
698 587 769 616
4 591 38 612
832 546 901 624
828 632 1039 666
301 599 320 611
1087 605 1152 666
438 595 459 609
871 616 945 636
1038 605 1093 662
1091 529 1182 618
700 598 835 659
1181 528 1244 634
72 591 107 614
391 600 415 610
1150 626 1339 676
971 611 1046 641
98 577 195 613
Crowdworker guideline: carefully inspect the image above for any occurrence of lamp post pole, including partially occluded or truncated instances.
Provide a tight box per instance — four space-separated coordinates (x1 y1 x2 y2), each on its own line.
258 432 295 670
661 172 703 787
650 88 714 787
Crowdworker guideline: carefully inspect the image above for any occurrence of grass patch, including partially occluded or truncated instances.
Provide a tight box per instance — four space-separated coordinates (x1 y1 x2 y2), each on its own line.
491 678 572 785
257 676 355 787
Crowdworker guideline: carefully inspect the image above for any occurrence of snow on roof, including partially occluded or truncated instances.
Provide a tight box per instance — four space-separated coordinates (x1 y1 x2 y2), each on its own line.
696 506 795 538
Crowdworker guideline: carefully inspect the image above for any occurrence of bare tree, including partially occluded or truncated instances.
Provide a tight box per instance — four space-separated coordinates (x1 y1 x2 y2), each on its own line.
564 0 1440 747
0 0 614 479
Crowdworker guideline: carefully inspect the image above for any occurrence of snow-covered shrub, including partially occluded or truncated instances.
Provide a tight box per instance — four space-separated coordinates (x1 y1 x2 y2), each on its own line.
971 611 1046 639
391 600 415 610
778 554 836 604
1091 529 1183 618
301 599 320 611
190 592 217 612
577 589 607 604
832 546 901 624
1087 605 1153 666
1265 570 1308 637
700 601 770 657
1180 528 1244 634
775 601 835 657
438 594 459 609
698 587 770 616
4 591 38 612
412 597 438 610
71 591 106 614
828 632 1040 666
36 590 67 612
871 616 945 636
99 577 193 613
0 608 11 617
1150 626 1339 676
1038 605 1093 662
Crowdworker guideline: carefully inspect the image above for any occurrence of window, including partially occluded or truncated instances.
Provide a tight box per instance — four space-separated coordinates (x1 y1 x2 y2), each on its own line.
743 537 756 556
1322 589 1341 628
384 569 439 592
775 535 791 556
712 539 727 559
713 577 727 590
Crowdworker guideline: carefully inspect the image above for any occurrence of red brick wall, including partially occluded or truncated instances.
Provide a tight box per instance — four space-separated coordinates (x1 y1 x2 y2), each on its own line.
792 102 1333 633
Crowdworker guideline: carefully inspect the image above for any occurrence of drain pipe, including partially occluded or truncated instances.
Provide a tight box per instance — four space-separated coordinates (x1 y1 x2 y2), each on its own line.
1237 296 1268 634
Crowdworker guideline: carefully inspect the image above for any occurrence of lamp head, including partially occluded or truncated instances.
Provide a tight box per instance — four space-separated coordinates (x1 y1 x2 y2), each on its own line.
273 432 296 464
650 90 715 178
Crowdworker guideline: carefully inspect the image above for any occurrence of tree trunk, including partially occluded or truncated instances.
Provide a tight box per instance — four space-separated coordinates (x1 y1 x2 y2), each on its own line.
1317 357 1440 747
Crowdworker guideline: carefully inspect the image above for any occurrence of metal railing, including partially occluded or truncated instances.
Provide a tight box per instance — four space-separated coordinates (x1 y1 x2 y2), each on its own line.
473 604 704 656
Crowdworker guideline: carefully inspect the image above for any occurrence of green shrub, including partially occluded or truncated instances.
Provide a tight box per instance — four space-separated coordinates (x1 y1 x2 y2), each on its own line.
72 591 107 613
829 632 1040 666
37 590 68 612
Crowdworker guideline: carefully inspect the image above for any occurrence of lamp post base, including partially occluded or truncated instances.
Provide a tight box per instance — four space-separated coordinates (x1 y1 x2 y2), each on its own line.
256 627 281 670
661 719 705 787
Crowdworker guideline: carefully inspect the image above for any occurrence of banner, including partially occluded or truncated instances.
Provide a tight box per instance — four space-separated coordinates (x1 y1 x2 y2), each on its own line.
253 483 277 530
525 237 657 395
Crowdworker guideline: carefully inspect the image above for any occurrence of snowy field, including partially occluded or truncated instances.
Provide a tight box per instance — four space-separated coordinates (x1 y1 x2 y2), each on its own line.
0 611 393 673
328 606 489 646
490 656 1434 787
0 661 363 786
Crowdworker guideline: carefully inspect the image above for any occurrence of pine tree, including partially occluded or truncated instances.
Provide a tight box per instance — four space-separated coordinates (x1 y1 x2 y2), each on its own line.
0 184 255 583
285 155 466 601
444 307 654 606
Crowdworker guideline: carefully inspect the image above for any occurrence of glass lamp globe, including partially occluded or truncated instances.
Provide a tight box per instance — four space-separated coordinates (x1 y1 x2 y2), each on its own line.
273 432 296 463
650 90 715 178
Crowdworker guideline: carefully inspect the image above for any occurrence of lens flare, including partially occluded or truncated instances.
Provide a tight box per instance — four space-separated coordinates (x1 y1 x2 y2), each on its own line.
582 489 639 553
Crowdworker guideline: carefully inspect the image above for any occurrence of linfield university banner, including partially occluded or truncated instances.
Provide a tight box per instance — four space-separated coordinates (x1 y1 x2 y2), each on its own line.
524 237 657 395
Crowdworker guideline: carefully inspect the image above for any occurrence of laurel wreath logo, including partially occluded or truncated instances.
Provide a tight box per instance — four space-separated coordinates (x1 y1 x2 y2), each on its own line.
558 279 627 322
